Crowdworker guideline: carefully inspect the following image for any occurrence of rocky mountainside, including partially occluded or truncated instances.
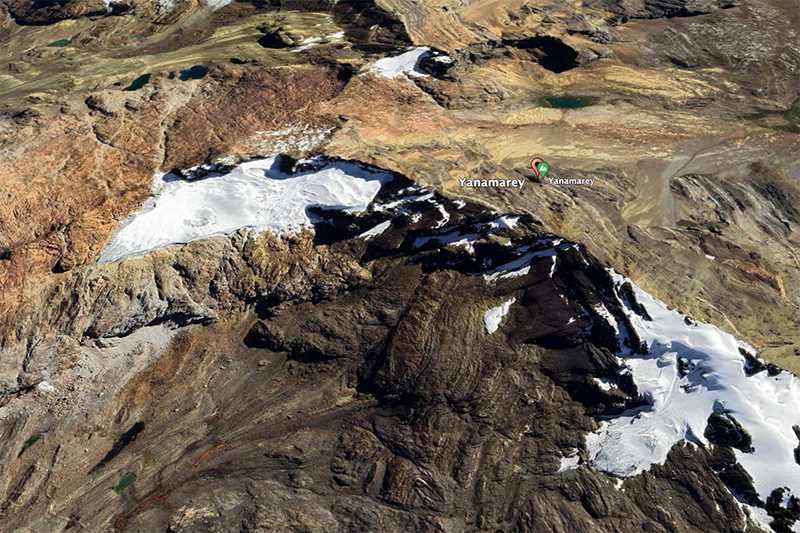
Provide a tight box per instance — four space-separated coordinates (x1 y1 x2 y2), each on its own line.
0 0 798 531
1 159 797 532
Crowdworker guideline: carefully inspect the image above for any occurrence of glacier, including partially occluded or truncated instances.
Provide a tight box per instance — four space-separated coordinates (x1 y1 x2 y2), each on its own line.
99 156 393 263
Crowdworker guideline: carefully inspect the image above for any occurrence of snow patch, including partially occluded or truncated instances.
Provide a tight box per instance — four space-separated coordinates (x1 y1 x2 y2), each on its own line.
201 0 232 9
292 31 345 52
412 216 522 252
490 216 520 230
593 377 613 391
36 381 55 393
484 298 515 334
358 220 391 240
557 452 580 473
585 271 800 509
370 47 431 78
247 123 333 154
496 266 530 280
482 239 563 282
99 157 392 263
592 304 616 328
214 155 238 166
433 203 451 228
735 500 779 533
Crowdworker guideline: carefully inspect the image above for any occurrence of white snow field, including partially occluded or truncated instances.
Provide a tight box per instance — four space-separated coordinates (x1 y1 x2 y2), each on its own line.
586 271 800 517
369 46 454 79
370 47 431 78
484 298 515 334
202 0 231 8
99 157 393 263
481 239 575 282
557 452 581 473
358 220 392 240
292 31 345 52
411 215 521 252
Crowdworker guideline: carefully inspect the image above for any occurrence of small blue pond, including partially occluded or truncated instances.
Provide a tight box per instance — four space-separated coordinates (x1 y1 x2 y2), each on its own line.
178 65 209 81
124 74 151 91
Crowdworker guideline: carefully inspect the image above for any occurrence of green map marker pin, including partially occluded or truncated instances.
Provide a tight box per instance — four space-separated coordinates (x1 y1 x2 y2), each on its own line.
537 161 549 179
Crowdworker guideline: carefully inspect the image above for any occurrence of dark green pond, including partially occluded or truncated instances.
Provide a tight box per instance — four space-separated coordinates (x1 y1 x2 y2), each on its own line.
47 39 71 47
179 65 208 81
18 433 41 457
544 96 596 109
124 74 151 91
114 472 136 492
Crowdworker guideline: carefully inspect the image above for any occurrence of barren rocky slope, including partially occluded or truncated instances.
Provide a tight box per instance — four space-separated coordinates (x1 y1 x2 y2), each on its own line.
2 169 794 532
0 0 798 531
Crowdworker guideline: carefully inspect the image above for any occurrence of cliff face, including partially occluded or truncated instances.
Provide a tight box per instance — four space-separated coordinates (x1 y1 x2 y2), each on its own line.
0 0 799 530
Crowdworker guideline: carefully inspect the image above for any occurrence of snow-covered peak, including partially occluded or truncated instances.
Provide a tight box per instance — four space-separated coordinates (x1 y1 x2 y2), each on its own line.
585 270 800 523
